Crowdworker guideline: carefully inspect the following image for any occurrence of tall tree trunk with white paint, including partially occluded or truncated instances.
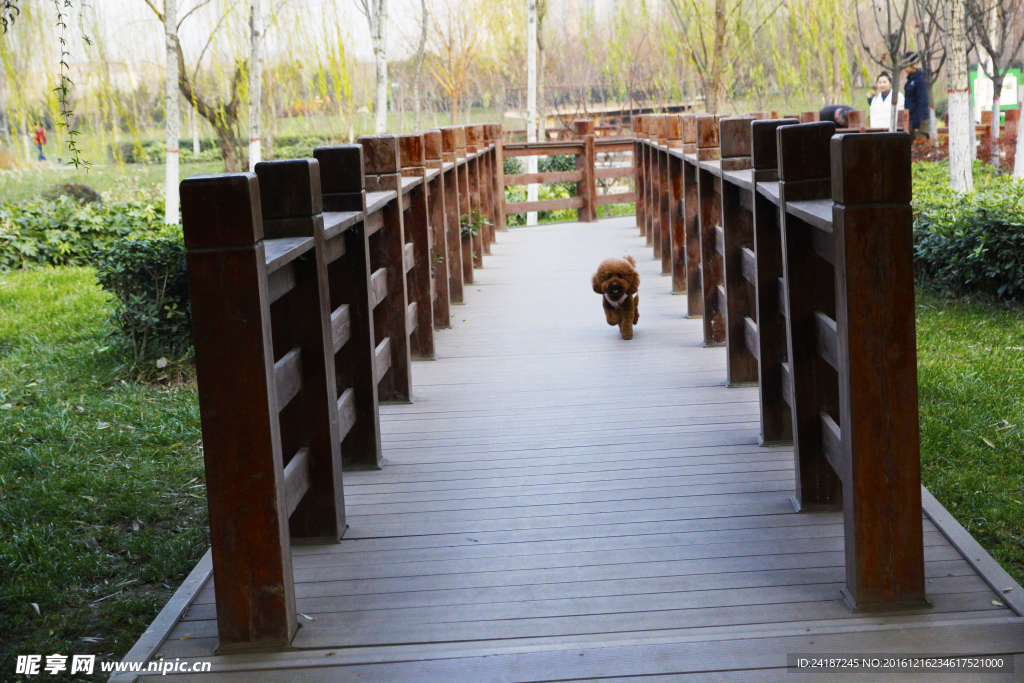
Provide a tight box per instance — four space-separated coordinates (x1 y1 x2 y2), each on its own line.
249 0 262 170
373 0 389 134
947 0 973 192
526 0 538 226
1014 110 1024 176
413 0 428 131
164 0 179 225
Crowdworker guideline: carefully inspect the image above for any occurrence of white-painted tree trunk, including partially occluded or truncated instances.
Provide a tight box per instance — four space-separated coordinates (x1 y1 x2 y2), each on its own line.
1014 113 1024 176
372 0 389 134
192 104 199 154
947 0 973 192
249 0 262 170
526 0 538 227
165 0 179 225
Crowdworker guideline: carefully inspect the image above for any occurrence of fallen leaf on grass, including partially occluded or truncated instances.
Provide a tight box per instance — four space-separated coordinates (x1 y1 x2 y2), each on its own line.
76 406 85 413
31 603 40 615
131 520 139 532
81 637 103 643
981 437 995 448
96 422 110 430
81 495 96 502
156 358 169 369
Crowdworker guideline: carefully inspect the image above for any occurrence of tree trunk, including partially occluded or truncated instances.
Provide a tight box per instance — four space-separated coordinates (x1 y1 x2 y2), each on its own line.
165 0 179 225
1013 112 1024 176
413 0 427 131
249 0 262 170
947 0 974 192
371 0 389 134
990 87 1001 164
705 0 727 114
526 0 538 226
192 104 200 154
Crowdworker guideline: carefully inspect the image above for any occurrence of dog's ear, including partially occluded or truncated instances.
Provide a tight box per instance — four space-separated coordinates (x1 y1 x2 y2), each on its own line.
624 256 636 267
627 271 640 295
592 271 604 294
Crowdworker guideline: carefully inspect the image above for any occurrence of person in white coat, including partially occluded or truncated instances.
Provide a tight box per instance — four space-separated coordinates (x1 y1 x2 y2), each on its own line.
867 72 905 130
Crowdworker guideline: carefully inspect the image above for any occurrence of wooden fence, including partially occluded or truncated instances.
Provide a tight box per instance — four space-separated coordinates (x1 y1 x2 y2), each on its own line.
634 113 927 612
179 124 507 652
501 120 636 222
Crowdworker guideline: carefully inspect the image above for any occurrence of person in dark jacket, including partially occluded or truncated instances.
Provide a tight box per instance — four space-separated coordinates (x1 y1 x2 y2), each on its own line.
904 52 929 138
819 104 856 126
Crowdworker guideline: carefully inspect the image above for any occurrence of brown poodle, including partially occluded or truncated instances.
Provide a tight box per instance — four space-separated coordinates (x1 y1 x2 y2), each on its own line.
592 256 640 340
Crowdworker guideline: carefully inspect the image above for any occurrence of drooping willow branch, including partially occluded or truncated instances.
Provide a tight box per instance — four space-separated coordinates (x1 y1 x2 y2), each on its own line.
53 0 91 169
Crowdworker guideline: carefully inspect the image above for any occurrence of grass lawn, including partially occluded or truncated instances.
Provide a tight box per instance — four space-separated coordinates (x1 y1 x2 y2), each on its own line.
0 268 205 681
916 289 1024 586
0 162 224 205
0 265 1019 679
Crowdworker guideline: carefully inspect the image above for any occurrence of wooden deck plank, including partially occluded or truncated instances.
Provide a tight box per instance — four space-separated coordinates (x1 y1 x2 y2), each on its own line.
133 216 1022 682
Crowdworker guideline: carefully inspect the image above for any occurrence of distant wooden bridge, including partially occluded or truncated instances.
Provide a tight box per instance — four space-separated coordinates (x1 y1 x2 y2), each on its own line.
113 118 1024 682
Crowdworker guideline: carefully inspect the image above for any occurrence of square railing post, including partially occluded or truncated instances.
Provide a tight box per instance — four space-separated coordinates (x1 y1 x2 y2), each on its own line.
398 133 436 360
358 134 413 404
696 114 725 346
681 114 702 315
438 128 465 303
423 130 452 328
573 119 597 222
180 173 297 652
750 118 798 445
313 144 384 470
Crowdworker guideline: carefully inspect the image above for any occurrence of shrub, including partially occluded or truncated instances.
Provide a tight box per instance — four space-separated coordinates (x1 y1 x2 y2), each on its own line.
42 183 102 204
913 161 1024 302
94 235 192 364
0 198 165 269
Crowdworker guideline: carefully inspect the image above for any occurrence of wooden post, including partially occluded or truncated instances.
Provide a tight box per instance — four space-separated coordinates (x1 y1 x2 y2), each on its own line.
846 109 867 133
831 132 926 611
634 116 646 237
445 125 474 286
180 172 297 651
648 115 663 255
358 134 413 404
423 130 451 328
658 116 672 274
486 123 507 232
681 114 701 314
799 111 820 123
750 118 798 445
397 133 436 360
667 114 685 293
696 114 724 346
475 124 495 247
313 144 384 470
253 159 346 542
718 117 757 386
466 125 489 255
573 119 597 222
438 127 465 302
777 121 842 511
465 126 485 267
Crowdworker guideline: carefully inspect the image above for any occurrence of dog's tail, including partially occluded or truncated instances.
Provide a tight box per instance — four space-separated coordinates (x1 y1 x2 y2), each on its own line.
624 255 636 267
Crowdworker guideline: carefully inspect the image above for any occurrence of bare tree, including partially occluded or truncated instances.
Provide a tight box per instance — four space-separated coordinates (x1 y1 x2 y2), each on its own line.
911 0 947 138
413 0 428 130
966 0 1024 158
427 0 481 124
855 0 916 132
947 0 974 190
665 0 784 113
357 0 389 133
145 0 249 172
165 0 179 224
249 0 262 170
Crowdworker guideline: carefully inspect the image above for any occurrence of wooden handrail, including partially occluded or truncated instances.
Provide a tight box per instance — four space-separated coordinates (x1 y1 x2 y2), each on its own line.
180 123 505 653
633 114 926 612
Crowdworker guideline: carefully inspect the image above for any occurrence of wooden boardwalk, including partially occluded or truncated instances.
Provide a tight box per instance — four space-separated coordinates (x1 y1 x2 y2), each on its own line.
127 217 1024 682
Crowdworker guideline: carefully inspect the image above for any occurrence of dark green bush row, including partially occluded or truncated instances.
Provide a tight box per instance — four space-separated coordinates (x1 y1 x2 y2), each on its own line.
913 162 1024 302
94 237 191 364
0 198 166 269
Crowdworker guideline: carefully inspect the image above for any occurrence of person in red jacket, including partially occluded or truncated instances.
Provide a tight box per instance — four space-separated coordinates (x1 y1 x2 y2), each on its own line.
33 124 47 161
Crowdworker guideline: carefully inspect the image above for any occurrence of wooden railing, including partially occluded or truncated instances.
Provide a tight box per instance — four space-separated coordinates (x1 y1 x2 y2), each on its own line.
634 113 927 612
501 120 636 224
179 124 503 652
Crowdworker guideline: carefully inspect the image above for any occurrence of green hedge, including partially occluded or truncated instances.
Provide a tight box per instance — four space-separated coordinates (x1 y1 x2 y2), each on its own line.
913 162 1024 302
94 236 191 364
0 198 166 269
